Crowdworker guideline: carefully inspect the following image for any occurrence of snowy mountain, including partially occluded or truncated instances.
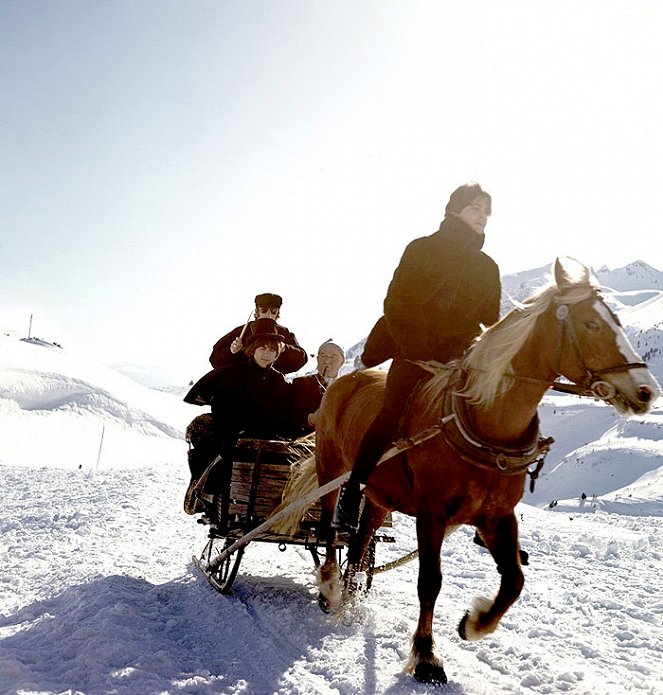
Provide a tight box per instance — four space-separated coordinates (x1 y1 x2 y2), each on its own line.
502 258 663 311
499 263 554 310
595 259 663 292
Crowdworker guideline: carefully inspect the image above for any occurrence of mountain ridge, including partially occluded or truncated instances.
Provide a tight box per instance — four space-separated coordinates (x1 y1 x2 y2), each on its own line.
347 260 663 380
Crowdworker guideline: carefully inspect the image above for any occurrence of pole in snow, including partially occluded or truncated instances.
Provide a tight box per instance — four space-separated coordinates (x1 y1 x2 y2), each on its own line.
96 425 105 470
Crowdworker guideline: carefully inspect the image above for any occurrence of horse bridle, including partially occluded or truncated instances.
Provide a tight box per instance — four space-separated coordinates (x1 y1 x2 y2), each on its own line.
550 293 647 401
429 293 646 482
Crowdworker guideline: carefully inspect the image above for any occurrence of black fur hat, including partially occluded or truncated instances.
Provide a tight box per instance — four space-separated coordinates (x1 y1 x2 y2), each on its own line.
254 293 282 309
244 318 282 349
444 184 492 217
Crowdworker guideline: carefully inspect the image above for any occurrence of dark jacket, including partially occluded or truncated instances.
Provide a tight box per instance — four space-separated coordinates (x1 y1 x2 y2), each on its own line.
380 215 500 362
291 373 328 433
184 360 295 440
361 315 399 367
209 321 307 374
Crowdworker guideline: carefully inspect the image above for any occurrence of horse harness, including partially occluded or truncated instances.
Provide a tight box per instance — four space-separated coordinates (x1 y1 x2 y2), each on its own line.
375 367 554 492
442 388 554 491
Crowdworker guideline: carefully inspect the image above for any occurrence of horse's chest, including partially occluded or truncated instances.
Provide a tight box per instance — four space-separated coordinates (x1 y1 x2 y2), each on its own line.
418 473 525 524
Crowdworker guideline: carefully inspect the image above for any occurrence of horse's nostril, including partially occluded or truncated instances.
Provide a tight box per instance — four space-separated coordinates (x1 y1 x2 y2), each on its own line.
637 386 652 403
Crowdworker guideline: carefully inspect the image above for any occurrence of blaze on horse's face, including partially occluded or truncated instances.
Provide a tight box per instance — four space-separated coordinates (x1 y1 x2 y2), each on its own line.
554 259 660 416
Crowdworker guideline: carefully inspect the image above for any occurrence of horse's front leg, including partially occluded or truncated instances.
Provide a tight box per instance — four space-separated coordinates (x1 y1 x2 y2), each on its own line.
459 512 524 641
406 513 448 685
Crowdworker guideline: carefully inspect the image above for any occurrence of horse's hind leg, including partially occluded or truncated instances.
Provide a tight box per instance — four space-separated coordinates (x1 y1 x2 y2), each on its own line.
317 493 342 613
315 436 347 613
343 499 387 596
406 513 448 685
459 512 524 641
474 529 529 566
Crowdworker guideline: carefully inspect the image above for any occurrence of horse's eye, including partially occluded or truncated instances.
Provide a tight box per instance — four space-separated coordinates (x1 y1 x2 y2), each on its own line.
585 320 599 331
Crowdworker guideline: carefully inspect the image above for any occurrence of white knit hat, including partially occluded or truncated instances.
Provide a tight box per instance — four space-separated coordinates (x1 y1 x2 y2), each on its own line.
318 339 345 360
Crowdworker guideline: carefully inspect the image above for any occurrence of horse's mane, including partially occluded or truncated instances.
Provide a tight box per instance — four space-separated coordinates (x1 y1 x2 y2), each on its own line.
418 274 598 413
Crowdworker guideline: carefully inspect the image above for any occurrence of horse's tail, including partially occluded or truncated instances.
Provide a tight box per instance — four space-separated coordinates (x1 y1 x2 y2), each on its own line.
271 453 319 535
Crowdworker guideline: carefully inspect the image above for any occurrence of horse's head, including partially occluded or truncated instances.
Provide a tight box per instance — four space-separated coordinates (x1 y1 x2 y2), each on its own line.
552 257 660 415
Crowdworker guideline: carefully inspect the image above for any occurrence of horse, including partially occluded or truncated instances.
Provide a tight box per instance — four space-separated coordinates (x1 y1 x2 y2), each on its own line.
275 257 660 685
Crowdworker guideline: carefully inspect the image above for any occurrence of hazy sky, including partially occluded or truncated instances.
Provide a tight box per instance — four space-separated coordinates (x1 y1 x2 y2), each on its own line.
2 1 662 384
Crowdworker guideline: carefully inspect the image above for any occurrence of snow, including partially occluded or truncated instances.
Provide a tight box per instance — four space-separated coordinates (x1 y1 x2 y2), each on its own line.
595 261 663 293
2 263 663 694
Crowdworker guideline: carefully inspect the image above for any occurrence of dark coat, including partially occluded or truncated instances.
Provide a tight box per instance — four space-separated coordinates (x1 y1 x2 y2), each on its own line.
209 321 308 374
184 360 295 440
291 373 328 433
380 215 500 362
361 315 399 367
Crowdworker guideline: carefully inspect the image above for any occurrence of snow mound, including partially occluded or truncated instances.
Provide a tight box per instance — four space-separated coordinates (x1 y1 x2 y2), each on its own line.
0 335 197 470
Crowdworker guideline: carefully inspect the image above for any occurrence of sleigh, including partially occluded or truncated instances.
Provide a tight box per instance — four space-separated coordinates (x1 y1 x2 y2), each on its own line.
189 435 397 594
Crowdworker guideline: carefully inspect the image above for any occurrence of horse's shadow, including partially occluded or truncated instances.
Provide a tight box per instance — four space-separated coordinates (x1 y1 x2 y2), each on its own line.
346 598 472 695
0 570 326 695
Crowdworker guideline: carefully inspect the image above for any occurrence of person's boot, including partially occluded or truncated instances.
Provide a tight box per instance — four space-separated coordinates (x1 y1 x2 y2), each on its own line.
332 481 364 532
198 493 226 537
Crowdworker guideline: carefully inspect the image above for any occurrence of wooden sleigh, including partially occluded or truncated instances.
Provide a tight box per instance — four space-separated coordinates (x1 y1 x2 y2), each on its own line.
190 436 396 594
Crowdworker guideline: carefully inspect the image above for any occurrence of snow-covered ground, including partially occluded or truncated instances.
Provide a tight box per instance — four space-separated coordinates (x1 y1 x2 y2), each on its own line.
2 289 663 694
2 463 663 695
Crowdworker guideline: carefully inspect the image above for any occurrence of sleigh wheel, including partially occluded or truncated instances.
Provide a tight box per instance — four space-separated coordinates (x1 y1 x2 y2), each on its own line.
209 537 245 593
194 536 246 594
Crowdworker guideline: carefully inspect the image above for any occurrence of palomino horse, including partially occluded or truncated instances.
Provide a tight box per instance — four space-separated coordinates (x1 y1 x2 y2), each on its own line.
276 257 660 685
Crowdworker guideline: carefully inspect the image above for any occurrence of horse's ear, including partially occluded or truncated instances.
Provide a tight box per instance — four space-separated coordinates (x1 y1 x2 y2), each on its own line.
554 256 590 291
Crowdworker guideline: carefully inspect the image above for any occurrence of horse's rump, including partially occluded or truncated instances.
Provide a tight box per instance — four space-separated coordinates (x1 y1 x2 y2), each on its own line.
315 369 387 475
316 367 443 516
272 369 388 534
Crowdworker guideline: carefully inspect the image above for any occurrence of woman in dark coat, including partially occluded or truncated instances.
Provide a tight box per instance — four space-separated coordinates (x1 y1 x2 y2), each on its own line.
335 183 501 530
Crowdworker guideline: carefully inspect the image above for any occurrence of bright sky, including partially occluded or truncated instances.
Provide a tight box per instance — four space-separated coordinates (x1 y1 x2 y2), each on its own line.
2 1 662 385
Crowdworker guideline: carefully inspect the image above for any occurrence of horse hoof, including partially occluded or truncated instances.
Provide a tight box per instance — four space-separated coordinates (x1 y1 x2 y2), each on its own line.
520 549 530 566
458 611 469 641
413 662 447 685
318 593 331 614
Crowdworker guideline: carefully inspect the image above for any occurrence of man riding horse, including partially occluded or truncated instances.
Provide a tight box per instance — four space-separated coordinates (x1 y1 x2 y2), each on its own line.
335 183 501 530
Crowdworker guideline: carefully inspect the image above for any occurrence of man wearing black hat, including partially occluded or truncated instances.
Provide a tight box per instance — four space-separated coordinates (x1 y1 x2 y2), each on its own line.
209 292 308 375
335 183 501 530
